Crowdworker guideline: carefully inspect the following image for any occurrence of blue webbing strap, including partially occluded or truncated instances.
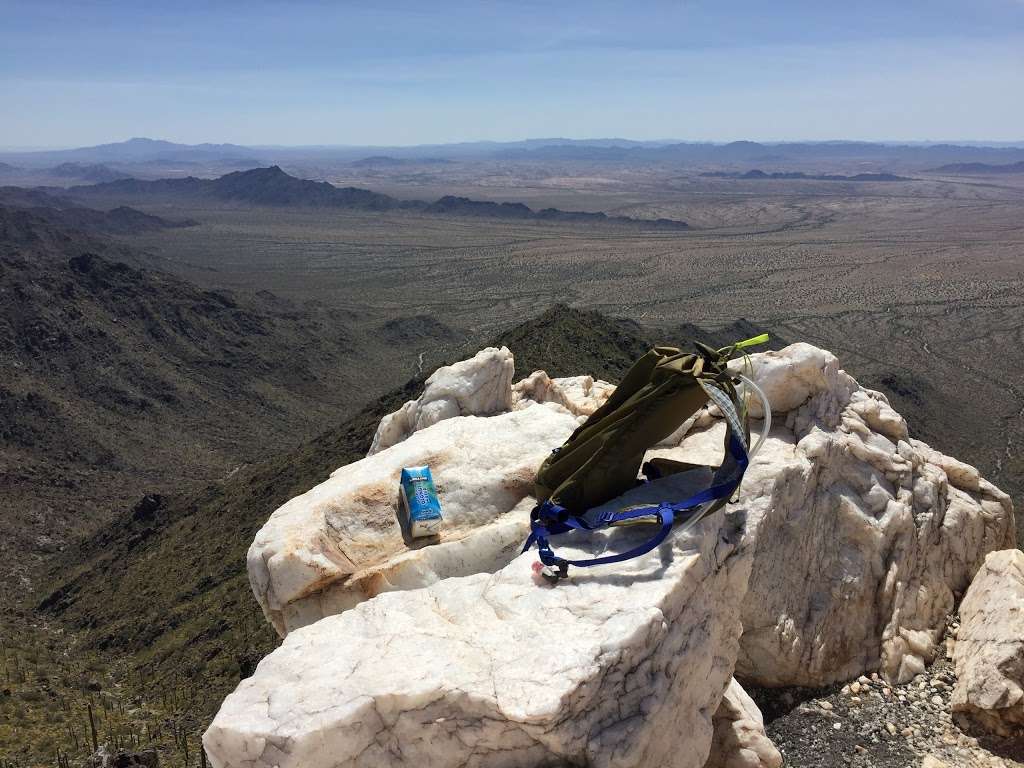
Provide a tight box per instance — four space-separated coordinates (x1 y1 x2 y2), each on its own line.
523 430 748 573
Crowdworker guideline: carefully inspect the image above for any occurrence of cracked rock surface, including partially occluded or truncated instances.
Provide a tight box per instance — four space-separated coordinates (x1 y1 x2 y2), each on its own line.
206 477 754 768
656 343 1015 686
511 370 616 416
952 548 1024 737
249 403 579 636
249 342 1014 688
368 346 516 455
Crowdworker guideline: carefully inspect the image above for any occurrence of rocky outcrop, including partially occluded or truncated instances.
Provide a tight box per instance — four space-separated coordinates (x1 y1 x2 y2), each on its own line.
249 403 579 636
655 343 1015 685
249 342 1015 679
511 371 615 416
951 549 1024 736
368 347 515 455
206 478 753 768
704 679 783 768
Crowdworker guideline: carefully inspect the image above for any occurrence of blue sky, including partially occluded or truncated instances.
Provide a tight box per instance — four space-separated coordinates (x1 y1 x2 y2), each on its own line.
2 0 1023 147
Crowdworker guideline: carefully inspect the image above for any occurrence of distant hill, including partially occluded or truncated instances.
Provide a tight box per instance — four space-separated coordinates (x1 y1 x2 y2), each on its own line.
928 161 1024 174
70 166 689 228
0 137 261 167
49 162 131 183
699 170 912 182
425 195 690 229
71 166 404 210
350 155 453 167
0 186 194 234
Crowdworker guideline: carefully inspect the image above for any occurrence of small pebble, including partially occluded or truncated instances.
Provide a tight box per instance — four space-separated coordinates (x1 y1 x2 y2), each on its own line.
931 695 943 706
833 722 842 731
818 700 833 711
850 681 862 694
885 722 897 736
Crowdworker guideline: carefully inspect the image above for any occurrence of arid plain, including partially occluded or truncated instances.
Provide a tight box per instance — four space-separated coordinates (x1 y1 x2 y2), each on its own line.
97 165 1024 513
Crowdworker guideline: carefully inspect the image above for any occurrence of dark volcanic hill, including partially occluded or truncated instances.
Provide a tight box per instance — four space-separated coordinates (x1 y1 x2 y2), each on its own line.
70 165 399 209
424 195 690 228
699 170 912 181
929 160 1024 174
0 186 195 234
68 166 689 227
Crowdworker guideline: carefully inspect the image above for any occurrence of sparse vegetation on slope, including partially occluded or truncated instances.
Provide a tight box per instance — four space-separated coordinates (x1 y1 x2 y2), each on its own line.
0 212 366 592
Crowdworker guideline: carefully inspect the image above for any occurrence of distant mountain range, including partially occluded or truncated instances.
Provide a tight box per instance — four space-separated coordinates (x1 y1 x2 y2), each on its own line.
2 137 257 167
928 161 1024 174
488 140 1024 167
4 136 1024 169
67 166 690 228
699 170 912 182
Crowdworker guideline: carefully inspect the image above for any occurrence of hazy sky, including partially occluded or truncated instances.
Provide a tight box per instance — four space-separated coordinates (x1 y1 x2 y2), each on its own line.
2 0 1023 148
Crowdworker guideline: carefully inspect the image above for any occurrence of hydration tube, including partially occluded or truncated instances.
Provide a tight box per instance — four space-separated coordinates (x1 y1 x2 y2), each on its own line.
737 373 771 461
673 371 771 537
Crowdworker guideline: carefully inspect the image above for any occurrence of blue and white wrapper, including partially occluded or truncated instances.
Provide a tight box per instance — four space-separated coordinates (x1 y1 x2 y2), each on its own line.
399 466 443 538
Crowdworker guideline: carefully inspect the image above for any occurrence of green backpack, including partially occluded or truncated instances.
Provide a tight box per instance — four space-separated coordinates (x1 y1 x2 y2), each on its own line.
522 335 768 580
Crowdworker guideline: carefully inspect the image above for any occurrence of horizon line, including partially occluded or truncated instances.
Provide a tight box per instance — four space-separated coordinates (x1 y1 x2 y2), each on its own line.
4 136 1024 153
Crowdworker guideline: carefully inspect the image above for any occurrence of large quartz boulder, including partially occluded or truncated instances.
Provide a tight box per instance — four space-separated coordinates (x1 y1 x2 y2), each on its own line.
250 404 579 636
249 341 1014 687
951 548 1024 736
703 679 783 768
369 347 515 455
654 343 1015 685
206 477 753 768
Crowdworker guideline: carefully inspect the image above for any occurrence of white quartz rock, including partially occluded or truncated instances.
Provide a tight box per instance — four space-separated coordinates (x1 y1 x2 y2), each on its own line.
369 346 515 455
249 404 578 636
248 341 1014 688
512 370 615 416
656 343 1015 686
206 477 753 768
703 679 783 768
952 549 1024 737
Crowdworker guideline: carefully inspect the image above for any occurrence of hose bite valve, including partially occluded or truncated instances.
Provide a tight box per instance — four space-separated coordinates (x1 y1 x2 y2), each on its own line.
531 559 567 584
